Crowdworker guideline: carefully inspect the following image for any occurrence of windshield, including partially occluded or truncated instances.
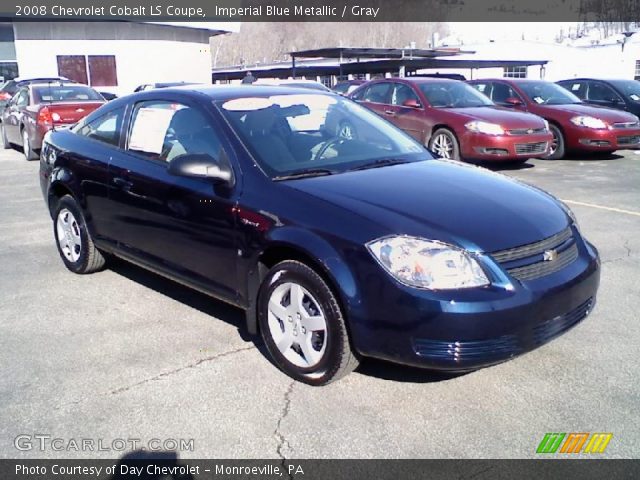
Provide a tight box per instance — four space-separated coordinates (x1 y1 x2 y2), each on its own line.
609 80 640 101
33 85 103 103
518 81 582 105
419 81 494 108
218 93 430 178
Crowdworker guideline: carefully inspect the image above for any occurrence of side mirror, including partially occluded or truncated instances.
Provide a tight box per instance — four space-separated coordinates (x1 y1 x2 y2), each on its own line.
504 97 523 106
402 98 421 108
167 153 233 184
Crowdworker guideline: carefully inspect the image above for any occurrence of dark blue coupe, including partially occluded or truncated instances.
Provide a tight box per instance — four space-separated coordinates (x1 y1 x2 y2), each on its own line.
39 86 600 385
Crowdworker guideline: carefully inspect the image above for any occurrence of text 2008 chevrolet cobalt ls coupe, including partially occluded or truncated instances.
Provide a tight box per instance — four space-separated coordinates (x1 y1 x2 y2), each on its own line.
39 86 600 385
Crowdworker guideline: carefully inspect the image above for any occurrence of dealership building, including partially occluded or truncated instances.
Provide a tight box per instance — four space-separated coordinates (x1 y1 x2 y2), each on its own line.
0 21 238 95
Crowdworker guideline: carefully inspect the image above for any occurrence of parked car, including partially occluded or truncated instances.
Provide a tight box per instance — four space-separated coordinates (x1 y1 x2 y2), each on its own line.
557 78 640 116
350 78 552 163
134 82 200 92
1 82 105 160
332 79 367 95
40 86 600 385
0 76 76 111
468 79 640 159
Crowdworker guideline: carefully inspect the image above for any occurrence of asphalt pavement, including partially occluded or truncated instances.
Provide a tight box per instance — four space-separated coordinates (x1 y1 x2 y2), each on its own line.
0 147 638 459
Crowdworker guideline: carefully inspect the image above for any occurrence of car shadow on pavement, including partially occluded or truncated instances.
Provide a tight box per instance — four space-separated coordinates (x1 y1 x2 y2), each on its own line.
481 161 535 172
356 358 469 384
106 255 256 344
110 450 194 479
563 151 625 161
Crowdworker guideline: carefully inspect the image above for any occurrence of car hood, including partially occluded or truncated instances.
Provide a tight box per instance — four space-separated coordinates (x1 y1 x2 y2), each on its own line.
447 106 546 128
285 160 569 253
541 103 639 122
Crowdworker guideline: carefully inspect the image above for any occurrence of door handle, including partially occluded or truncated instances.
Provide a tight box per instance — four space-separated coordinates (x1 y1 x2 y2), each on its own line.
113 177 133 189
384 110 396 116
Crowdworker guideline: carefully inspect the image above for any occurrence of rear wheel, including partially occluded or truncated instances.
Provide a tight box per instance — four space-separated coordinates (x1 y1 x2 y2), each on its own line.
53 195 106 274
544 124 565 160
429 128 460 160
258 260 359 385
22 129 37 161
1 123 10 149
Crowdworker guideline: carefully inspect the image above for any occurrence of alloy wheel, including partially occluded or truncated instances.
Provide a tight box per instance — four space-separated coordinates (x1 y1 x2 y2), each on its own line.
549 131 559 156
56 208 82 262
432 133 453 158
267 281 328 369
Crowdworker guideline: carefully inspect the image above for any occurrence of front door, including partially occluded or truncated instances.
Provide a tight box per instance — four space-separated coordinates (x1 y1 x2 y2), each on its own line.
107 98 240 301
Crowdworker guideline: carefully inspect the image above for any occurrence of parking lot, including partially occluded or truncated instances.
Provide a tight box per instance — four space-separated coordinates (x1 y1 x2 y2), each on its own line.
0 147 638 460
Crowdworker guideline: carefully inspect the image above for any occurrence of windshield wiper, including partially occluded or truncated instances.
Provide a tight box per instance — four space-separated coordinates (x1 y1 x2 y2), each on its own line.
273 168 335 181
348 158 409 172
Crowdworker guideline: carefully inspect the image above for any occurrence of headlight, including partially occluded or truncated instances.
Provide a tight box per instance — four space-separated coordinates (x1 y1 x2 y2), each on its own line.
367 236 490 290
570 116 608 129
465 120 505 135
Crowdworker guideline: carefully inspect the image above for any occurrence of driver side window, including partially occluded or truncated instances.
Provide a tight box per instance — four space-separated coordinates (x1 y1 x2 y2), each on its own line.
391 84 420 107
127 101 224 165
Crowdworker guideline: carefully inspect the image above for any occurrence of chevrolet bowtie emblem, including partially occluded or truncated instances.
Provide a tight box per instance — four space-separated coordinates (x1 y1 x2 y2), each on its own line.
543 249 558 262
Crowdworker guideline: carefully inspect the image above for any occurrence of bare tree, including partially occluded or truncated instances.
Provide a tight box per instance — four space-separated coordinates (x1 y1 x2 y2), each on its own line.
211 23 449 67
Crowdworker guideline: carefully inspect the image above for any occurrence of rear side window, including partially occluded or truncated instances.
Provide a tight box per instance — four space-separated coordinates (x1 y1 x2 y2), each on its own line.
13 89 29 107
127 100 225 165
471 82 492 97
75 107 125 147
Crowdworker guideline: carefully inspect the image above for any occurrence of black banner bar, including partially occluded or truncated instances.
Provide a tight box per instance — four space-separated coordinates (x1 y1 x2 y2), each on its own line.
1 459 639 480
3 0 640 22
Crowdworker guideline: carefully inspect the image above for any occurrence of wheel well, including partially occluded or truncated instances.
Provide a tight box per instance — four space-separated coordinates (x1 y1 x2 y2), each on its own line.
428 124 455 144
47 183 73 217
547 120 565 136
250 245 348 335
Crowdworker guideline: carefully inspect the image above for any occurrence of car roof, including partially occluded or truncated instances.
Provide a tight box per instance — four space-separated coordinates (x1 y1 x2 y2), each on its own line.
557 78 637 83
140 84 338 101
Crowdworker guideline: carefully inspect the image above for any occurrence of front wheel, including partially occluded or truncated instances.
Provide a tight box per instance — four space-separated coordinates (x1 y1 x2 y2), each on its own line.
53 195 106 274
544 124 565 160
258 260 359 385
428 128 460 160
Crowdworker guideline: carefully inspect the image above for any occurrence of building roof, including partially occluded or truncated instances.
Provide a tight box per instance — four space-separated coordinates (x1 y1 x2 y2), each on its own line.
143 22 240 34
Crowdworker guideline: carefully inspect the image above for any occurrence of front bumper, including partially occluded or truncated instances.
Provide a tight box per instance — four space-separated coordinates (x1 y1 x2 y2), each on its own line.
346 230 600 370
460 131 553 161
566 125 640 151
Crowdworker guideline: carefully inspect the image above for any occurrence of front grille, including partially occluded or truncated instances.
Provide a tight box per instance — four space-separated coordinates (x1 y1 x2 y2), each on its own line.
413 335 520 362
491 227 572 263
617 135 640 145
507 244 579 281
533 298 593 345
507 127 547 135
491 227 578 281
612 121 640 129
515 142 547 154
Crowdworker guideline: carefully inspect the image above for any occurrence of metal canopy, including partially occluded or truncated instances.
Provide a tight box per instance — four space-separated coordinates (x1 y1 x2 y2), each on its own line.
290 47 472 60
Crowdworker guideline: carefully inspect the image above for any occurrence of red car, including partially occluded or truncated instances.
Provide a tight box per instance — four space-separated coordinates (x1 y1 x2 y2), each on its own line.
0 82 105 160
350 78 552 163
468 78 640 159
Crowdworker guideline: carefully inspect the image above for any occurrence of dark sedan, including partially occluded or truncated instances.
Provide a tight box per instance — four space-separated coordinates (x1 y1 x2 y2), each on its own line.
39 86 600 385
557 78 640 117
1 82 104 160
469 79 640 159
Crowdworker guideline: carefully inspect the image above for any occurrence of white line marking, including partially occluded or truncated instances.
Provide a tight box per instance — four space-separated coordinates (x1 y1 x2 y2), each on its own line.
562 199 640 217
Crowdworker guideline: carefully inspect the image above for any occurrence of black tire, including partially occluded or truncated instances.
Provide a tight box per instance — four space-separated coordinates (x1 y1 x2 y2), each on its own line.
0 123 10 149
22 128 37 161
428 128 461 160
545 124 565 160
52 195 106 274
257 260 359 385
